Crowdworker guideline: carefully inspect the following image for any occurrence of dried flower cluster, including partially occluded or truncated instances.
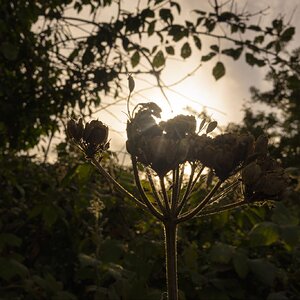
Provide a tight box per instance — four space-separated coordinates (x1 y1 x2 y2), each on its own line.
67 118 109 158
67 95 289 300
126 102 288 202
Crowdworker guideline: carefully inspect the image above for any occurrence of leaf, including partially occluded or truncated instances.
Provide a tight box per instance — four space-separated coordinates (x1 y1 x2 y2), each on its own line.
171 1 181 14
205 19 215 32
43 205 59 227
245 53 265 67
76 163 93 183
233 252 249 278
210 44 219 52
147 20 156 36
193 35 202 50
248 25 262 31
1 42 19 60
271 202 298 226
131 50 140 68
141 8 154 19
249 222 279 246
201 52 216 62
249 259 276 286
254 35 264 44
206 121 218 133
212 62 225 80
165 46 175 55
0 234 22 251
159 8 173 24
183 242 198 271
181 42 191 59
221 47 243 60
280 225 300 249
280 27 295 42
210 243 234 264
0 258 28 281
152 50 165 68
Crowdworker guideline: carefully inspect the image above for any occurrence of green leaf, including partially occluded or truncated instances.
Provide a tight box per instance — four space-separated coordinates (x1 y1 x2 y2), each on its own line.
76 163 93 183
183 242 198 271
280 225 300 249
0 233 22 250
152 50 165 68
219 12 239 22
212 62 225 80
271 202 298 226
210 44 219 52
210 243 234 264
193 35 202 50
254 35 264 44
148 20 156 36
245 53 265 67
159 8 173 24
280 27 295 42
131 50 140 68
233 252 249 278
0 258 28 281
1 42 19 60
165 46 175 55
181 42 191 59
249 259 276 286
248 25 262 31
43 205 59 227
168 25 187 42
249 222 280 246
205 19 215 32
201 52 216 62
171 1 181 14
141 8 155 19
221 47 243 60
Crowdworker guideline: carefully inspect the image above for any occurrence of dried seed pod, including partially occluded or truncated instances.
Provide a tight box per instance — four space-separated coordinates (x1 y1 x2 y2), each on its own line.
66 118 84 142
128 74 135 93
206 121 218 134
241 162 261 186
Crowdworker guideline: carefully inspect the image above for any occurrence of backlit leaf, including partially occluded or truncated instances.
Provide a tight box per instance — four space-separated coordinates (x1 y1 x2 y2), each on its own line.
181 42 191 59
212 62 225 80
153 50 165 68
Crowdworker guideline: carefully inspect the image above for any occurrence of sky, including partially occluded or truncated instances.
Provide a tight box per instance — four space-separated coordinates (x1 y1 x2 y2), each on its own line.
101 0 300 158
34 0 300 162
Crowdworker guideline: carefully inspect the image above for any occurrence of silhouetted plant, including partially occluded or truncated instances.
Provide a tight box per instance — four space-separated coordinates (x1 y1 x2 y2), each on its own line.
67 78 288 300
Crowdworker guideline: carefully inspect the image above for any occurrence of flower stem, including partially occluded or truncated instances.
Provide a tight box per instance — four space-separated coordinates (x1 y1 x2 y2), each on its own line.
164 221 178 300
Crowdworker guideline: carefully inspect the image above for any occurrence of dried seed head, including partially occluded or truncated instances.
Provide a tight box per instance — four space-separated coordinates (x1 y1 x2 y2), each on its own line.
128 74 135 93
67 118 84 142
242 157 288 202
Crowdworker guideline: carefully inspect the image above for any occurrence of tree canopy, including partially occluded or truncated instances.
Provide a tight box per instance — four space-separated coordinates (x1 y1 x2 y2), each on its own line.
0 0 298 152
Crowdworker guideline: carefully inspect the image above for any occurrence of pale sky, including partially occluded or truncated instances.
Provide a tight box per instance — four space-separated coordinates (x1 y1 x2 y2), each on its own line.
34 0 300 161
102 0 300 157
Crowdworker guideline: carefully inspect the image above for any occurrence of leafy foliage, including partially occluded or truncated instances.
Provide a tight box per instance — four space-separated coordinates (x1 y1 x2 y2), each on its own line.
0 147 299 299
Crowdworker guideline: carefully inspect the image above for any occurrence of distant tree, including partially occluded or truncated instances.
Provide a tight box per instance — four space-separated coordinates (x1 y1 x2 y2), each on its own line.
233 48 300 168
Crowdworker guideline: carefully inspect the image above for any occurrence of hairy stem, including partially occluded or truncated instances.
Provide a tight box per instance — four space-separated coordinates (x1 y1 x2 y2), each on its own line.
164 221 178 300
91 157 147 211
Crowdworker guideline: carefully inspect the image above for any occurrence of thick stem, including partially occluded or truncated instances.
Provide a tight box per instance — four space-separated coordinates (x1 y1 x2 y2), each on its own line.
164 221 178 300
